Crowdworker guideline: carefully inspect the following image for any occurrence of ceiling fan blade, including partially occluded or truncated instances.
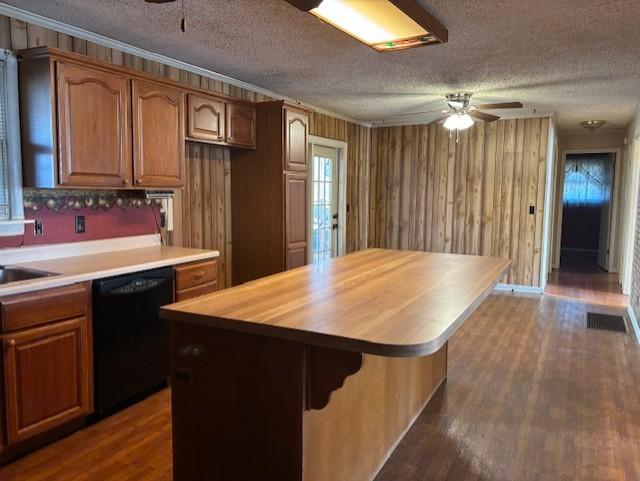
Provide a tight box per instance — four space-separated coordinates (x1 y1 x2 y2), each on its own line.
397 109 448 117
469 110 500 122
474 102 523 110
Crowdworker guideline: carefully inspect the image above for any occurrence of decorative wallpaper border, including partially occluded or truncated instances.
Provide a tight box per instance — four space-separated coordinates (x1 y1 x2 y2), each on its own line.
23 189 159 212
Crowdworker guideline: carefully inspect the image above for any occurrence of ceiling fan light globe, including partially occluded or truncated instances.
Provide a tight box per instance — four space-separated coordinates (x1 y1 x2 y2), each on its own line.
458 113 474 129
444 113 474 130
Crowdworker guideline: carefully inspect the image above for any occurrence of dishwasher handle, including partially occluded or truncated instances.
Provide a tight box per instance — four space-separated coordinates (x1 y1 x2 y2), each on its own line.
105 277 169 296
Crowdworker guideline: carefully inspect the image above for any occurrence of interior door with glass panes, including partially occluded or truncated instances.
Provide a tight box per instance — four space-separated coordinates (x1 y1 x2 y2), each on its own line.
311 145 339 263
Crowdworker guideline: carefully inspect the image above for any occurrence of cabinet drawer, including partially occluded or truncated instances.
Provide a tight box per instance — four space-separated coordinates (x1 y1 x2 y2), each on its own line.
175 260 217 291
176 281 218 302
0 283 89 332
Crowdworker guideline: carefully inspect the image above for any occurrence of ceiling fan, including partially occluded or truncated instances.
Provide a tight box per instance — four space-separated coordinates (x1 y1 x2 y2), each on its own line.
399 93 523 131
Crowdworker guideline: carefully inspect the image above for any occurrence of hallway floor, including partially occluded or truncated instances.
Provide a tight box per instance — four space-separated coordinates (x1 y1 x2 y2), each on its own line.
1 293 638 481
545 251 629 308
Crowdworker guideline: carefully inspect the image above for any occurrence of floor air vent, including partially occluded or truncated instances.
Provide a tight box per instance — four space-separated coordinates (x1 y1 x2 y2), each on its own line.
586 312 627 333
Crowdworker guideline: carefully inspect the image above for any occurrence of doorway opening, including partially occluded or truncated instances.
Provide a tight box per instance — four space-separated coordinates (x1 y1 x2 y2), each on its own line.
546 150 627 307
308 136 347 264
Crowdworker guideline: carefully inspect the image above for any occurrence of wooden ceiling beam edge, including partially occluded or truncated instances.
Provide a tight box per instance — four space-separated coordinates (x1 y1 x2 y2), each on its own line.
390 0 448 44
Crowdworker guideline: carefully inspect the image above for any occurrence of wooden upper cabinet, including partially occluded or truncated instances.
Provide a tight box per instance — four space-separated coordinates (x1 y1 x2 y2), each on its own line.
132 79 185 187
187 93 225 143
3 317 92 445
285 171 308 269
56 62 132 187
20 48 256 189
284 108 309 172
227 102 256 148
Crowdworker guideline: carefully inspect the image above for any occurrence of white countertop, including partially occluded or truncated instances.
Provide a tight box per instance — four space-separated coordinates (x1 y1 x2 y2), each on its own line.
0 234 219 296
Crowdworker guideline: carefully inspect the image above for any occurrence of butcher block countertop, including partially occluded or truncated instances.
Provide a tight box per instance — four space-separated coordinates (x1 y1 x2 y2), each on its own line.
0 234 219 296
161 249 510 357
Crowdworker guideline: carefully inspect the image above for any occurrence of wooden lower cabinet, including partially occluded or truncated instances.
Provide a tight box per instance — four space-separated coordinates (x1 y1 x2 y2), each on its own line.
175 260 218 301
286 247 307 270
3 317 92 445
0 282 92 454
285 172 309 270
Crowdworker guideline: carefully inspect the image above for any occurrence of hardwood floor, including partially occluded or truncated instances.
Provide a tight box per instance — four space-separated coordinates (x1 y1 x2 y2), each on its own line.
0 389 172 480
546 251 629 308
376 293 638 481
1 293 639 481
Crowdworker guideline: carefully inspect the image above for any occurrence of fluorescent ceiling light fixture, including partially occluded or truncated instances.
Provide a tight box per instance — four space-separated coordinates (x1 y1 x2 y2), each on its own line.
444 113 474 131
286 0 448 52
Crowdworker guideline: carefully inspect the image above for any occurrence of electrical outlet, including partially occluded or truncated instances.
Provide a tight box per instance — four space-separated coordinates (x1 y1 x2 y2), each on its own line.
529 205 536 215
34 219 43 236
75 215 85 233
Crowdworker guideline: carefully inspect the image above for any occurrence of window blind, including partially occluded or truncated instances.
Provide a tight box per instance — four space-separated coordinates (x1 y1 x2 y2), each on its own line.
0 59 9 220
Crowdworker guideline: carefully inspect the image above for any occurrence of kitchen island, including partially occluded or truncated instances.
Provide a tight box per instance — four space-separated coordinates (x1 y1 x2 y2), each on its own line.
160 248 510 481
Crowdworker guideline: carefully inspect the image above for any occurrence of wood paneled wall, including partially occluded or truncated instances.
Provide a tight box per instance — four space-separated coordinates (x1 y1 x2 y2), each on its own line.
345 123 371 253
2 14 548 288
309 111 349 141
1 15 372 286
369 118 550 286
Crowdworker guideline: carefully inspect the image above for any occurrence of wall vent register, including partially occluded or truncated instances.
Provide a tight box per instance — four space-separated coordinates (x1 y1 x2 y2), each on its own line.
586 312 627 333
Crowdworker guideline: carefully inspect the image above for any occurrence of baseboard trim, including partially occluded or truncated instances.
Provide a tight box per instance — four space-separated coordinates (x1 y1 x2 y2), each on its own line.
494 283 543 295
627 304 640 345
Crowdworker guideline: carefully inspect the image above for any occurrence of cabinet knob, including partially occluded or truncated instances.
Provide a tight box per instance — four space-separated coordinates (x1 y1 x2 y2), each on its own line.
8 339 16 346
135 179 142 185
123 179 130 186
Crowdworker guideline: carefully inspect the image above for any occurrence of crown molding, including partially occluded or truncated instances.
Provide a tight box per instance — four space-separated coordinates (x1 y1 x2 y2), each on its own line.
0 2 371 127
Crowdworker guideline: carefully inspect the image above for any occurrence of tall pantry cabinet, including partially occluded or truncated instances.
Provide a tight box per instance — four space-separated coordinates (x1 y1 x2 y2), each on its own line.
231 101 310 285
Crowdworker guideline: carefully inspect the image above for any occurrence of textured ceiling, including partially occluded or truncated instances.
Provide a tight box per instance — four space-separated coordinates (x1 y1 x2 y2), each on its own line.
6 0 640 130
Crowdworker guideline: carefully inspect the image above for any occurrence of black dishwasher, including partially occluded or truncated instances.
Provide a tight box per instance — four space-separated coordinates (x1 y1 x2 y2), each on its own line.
92 266 174 415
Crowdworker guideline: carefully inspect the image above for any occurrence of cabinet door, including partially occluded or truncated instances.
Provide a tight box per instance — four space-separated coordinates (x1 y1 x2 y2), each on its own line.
187 94 225 142
284 108 309 172
226 102 256 148
3 317 92 445
132 79 185 187
56 62 132 187
285 172 308 270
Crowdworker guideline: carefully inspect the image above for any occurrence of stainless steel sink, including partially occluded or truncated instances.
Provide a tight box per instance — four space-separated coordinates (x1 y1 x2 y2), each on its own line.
0 266 56 285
